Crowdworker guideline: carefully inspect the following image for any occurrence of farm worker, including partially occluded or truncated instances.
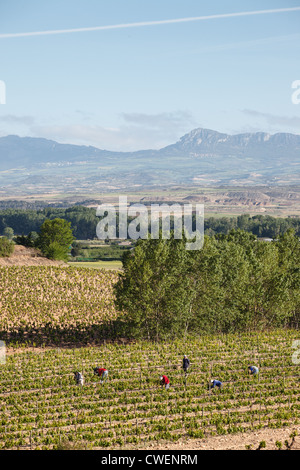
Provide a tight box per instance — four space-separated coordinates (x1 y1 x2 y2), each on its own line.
74 371 84 387
210 379 222 389
160 375 170 389
94 367 108 384
183 355 190 374
248 366 259 376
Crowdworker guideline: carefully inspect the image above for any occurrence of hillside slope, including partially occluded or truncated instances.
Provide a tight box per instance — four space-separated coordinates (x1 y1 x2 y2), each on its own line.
0 245 66 267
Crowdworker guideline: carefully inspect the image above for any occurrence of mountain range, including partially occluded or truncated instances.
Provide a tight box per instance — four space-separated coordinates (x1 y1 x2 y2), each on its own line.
0 128 299 195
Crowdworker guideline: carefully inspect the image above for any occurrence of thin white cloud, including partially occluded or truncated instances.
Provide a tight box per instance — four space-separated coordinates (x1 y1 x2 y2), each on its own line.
189 33 300 54
29 110 196 151
0 110 196 151
1 7 300 39
28 123 165 151
242 109 300 130
0 114 35 125
121 111 195 129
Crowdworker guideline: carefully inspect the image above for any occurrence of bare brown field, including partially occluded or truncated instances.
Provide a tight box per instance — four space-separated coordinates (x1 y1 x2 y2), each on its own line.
1 186 300 217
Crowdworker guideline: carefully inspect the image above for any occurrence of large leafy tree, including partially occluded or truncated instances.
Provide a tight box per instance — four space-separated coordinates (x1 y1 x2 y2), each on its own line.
114 228 300 339
190 232 254 333
276 229 300 327
36 218 74 261
191 229 299 332
114 234 193 341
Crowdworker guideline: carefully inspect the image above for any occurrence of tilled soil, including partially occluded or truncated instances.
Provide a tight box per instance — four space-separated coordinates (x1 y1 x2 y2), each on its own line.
125 426 299 451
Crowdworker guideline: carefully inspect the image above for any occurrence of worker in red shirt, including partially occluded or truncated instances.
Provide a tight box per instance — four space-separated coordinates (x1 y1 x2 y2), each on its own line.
160 375 170 390
94 367 108 384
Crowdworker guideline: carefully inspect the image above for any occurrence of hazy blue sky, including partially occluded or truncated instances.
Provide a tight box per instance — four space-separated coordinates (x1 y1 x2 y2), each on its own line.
0 0 300 151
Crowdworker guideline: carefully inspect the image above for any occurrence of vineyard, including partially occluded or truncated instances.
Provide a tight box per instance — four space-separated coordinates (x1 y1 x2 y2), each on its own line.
0 328 299 450
0 266 119 346
0 265 299 450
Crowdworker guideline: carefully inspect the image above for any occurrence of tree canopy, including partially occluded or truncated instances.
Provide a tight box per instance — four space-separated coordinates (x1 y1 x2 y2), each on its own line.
36 218 74 261
0 237 14 257
0 206 299 240
114 229 300 340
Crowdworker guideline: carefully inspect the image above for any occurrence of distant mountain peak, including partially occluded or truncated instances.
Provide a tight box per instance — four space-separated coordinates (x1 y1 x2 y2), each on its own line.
163 127 300 153
0 128 299 191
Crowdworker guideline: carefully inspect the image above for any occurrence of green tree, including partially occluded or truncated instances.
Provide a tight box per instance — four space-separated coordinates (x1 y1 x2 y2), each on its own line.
15 231 39 247
3 227 14 240
0 237 14 257
191 233 254 333
114 227 300 338
275 229 300 327
114 234 192 341
36 218 74 261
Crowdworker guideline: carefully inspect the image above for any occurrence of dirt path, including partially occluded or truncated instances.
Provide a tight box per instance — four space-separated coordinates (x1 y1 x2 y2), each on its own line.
124 426 299 451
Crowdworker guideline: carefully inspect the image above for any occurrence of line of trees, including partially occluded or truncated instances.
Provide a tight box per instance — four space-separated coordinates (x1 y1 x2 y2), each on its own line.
0 206 98 240
0 206 299 240
114 229 300 340
203 213 300 238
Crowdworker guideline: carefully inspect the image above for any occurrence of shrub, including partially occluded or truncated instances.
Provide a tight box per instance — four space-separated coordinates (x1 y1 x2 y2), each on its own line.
0 237 14 257
43 241 68 261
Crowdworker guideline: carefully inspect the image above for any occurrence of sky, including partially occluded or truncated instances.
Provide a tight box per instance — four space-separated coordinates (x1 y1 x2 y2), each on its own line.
0 0 300 151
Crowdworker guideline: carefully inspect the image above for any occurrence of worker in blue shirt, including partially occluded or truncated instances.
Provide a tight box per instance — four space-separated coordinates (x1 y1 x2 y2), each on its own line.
183 355 190 375
248 366 259 376
209 379 222 390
